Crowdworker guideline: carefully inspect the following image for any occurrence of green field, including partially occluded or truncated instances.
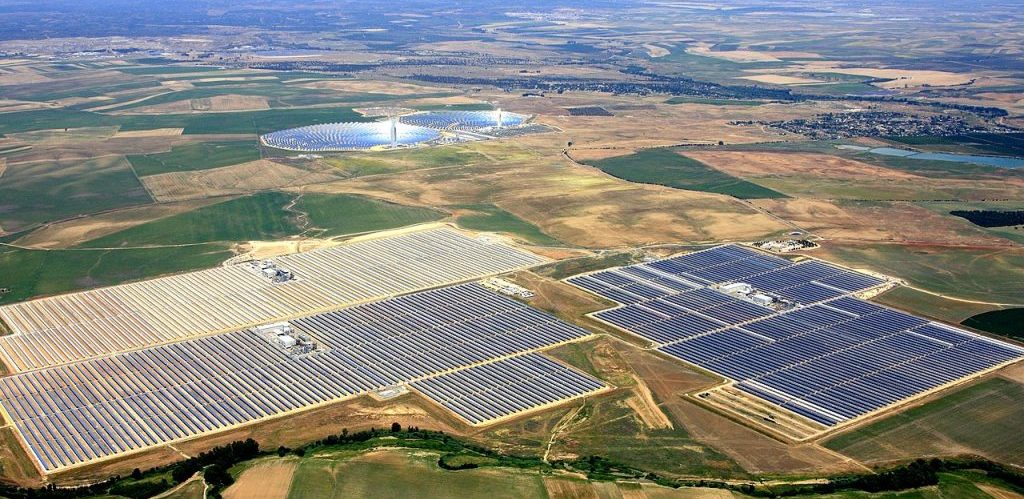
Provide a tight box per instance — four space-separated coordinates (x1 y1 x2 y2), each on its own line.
81 192 444 247
116 65 224 75
649 47 789 83
824 377 1024 466
293 193 445 237
962 309 1024 340
127 140 261 176
96 83 448 112
0 244 233 303
286 450 547 499
0 156 152 233
819 243 1024 304
886 133 1024 157
81 192 299 247
587 148 786 199
0 106 371 136
453 204 561 245
874 287 997 325
914 201 1024 245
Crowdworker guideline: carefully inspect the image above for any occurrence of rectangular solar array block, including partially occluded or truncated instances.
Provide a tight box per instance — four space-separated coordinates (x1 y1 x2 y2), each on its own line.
411 353 607 425
569 244 1024 429
659 301 1024 426
0 284 592 472
0 228 545 372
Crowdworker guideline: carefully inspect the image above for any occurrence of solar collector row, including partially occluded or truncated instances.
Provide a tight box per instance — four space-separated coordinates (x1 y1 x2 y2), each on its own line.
0 283 592 472
566 245 1022 429
411 353 606 425
594 287 773 345
0 228 544 372
657 299 1024 426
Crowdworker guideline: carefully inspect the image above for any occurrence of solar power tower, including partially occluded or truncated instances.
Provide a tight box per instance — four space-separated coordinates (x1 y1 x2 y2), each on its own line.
390 115 398 148
497 108 503 128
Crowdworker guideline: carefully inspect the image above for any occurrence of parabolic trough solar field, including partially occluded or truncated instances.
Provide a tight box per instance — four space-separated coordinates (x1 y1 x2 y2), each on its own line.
0 226 608 473
0 226 1018 478
568 245 1024 439
2 1 1024 496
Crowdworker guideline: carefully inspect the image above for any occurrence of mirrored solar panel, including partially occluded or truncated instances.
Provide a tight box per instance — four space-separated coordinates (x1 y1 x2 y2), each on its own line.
261 121 441 151
0 283 593 472
774 282 846 304
568 244 1024 429
411 353 606 425
400 110 527 131
824 296 887 317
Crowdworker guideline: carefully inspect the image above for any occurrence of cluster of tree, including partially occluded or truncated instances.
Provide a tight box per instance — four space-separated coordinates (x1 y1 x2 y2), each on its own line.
4 427 1023 499
950 210 1024 227
170 438 260 489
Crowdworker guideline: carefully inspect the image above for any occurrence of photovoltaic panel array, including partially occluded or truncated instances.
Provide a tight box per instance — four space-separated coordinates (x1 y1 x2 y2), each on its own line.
411 353 606 425
0 284 592 472
0 228 544 372
567 244 1024 428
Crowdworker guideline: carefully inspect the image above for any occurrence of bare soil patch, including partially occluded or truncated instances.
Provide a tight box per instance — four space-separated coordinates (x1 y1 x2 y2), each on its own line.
298 79 450 95
223 459 297 499
619 345 860 475
13 199 222 249
303 141 786 248
129 94 270 114
683 151 920 181
687 43 781 63
143 160 341 202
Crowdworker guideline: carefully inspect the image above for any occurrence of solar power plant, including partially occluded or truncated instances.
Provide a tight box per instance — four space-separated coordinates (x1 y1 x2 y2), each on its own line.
259 120 441 151
659 299 1024 426
566 244 882 308
0 283 594 473
411 353 607 425
567 244 1024 428
0 228 545 372
399 110 528 131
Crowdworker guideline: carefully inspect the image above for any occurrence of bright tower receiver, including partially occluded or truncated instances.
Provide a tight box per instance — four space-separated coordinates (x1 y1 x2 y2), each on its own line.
496 108 503 129
390 116 398 148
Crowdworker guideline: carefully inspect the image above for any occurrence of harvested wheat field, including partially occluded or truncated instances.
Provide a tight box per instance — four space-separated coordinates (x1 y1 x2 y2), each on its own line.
143 160 342 202
298 79 451 95
12 198 222 248
223 459 297 499
130 94 271 114
303 149 787 248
